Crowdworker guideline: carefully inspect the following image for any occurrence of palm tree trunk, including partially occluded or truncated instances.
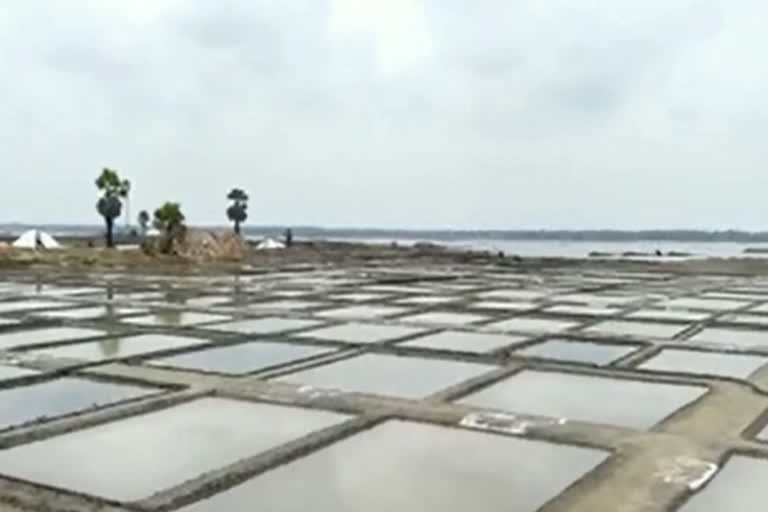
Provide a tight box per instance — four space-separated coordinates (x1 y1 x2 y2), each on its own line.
234 221 240 235
106 218 114 248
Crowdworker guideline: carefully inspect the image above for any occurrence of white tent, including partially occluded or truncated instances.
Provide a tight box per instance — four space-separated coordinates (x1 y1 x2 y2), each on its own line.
12 229 61 249
256 237 286 250
146 228 161 237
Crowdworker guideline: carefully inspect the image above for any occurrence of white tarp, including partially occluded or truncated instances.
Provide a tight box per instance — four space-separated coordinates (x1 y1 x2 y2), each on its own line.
256 237 285 250
12 229 61 249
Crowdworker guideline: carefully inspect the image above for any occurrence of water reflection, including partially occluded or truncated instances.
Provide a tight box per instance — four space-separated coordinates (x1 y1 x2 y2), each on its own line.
155 310 183 326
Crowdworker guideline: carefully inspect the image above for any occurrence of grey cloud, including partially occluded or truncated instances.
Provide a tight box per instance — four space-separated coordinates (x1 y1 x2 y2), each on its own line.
533 79 623 115
0 0 766 229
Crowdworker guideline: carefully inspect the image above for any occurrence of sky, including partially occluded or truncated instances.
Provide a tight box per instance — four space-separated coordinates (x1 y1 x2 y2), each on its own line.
1 0 767 230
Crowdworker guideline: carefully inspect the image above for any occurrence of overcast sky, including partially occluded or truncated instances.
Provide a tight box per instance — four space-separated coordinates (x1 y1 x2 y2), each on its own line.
1 0 767 229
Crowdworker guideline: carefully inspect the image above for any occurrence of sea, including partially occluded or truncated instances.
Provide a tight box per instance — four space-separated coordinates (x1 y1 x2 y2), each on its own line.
3 224 768 260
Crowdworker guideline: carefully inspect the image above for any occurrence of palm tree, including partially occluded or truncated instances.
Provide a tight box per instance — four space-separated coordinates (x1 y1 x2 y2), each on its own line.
153 202 186 254
153 202 185 232
226 188 248 235
137 210 150 236
95 168 130 248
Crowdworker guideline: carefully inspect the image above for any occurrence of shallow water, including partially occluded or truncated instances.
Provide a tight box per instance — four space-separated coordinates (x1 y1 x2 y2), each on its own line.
690 328 768 349
664 298 748 311
317 305 408 320
179 420 607 512
584 320 687 339
36 306 146 320
515 340 637 365
401 330 527 353
327 292 390 302
0 365 38 381
297 322 425 344
210 317 322 334
459 370 707 429
470 301 537 311
639 349 768 379
123 312 229 327
544 305 619 316
0 399 348 501
275 353 494 399
152 341 332 374
489 317 580 333
625 309 709 322
396 296 460 305
679 456 768 512
248 300 323 311
0 300 68 313
399 311 488 326
0 377 155 430
26 334 208 361
478 289 548 301
0 327 104 350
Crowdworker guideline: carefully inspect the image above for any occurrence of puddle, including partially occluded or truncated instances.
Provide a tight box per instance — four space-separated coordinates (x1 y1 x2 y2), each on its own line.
123 312 229 327
584 320 687 339
275 354 494 399
489 317 580 333
0 327 105 350
210 317 322 334
317 305 407 320
151 341 333 374
395 296 459 306
639 349 768 379
0 398 347 502
0 300 68 313
401 331 527 353
544 305 619 316
478 290 547 301
679 456 766 511
458 370 707 429
689 328 768 349
296 323 426 344
0 377 156 431
664 298 748 311
35 306 147 320
626 309 709 322
399 312 488 326
514 340 638 365
470 301 537 311
179 420 607 512
24 334 209 361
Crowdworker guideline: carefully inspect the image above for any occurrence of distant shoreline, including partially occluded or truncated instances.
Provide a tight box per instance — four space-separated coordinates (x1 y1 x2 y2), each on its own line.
3 224 768 243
